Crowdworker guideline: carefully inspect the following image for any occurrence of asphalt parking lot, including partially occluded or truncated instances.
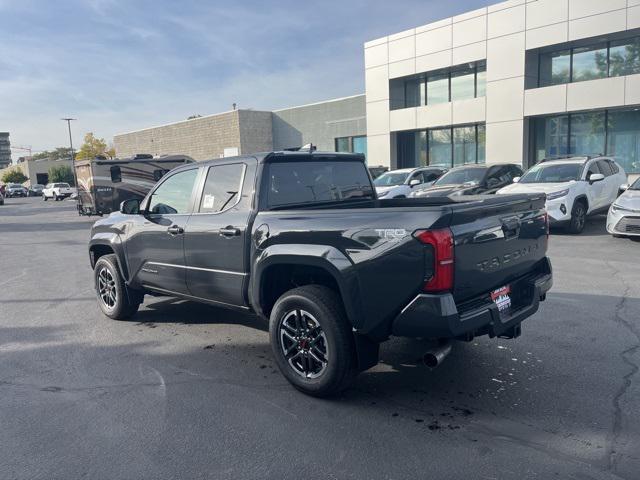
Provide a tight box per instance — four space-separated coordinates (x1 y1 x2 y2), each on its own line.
1 197 639 480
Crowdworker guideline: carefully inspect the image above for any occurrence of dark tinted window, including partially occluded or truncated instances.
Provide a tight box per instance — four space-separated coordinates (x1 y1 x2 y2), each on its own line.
267 161 374 208
597 160 613 176
486 166 513 187
585 161 601 179
199 163 245 213
148 169 198 215
608 160 620 174
110 166 121 183
154 169 169 182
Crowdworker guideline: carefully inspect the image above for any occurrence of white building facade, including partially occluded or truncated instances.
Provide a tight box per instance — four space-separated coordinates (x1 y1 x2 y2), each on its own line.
364 0 640 177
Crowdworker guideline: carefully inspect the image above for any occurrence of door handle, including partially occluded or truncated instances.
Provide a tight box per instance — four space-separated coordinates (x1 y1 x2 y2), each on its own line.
219 226 241 237
167 225 184 235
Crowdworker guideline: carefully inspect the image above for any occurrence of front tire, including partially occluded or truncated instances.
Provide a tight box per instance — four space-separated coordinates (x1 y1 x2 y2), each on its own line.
567 202 586 234
94 254 141 320
269 285 357 397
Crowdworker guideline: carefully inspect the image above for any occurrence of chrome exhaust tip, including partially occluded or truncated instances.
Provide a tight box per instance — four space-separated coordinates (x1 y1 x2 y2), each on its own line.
423 342 452 368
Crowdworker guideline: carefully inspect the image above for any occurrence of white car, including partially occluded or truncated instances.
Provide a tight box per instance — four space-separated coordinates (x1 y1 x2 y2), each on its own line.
43 182 74 201
497 156 627 234
607 177 640 237
374 167 446 199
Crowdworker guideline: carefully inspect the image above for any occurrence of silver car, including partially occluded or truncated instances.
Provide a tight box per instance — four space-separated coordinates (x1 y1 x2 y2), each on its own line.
607 177 640 237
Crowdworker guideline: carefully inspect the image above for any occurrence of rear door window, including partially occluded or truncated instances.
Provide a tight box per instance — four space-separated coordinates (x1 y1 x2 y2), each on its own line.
199 163 246 213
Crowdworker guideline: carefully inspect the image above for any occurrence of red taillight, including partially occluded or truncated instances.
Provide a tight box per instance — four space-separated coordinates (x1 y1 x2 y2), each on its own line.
413 228 454 293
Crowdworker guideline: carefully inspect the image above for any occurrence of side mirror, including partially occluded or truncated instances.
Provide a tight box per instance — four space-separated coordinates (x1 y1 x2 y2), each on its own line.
409 179 421 187
589 173 605 184
620 183 630 191
120 198 141 214
513 176 521 183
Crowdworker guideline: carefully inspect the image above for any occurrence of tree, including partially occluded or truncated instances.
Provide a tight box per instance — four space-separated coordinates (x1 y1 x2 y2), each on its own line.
2 169 28 184
187 114 202 120
48 165 75 186
75 133 109 161
32 147 74 161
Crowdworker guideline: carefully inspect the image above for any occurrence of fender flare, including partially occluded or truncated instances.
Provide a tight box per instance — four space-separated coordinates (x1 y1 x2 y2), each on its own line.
89 233 129 281
250 244 363 328
573 194 589 213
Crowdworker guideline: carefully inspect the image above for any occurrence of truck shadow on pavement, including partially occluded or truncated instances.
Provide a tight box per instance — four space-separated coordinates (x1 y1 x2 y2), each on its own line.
132 297 269 333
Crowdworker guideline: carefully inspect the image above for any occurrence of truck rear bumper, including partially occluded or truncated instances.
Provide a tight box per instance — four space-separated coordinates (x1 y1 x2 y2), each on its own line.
392 258 553 339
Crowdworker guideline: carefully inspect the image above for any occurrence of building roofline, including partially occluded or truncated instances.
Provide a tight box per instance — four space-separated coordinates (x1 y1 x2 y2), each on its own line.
114 108 269 137
272 93 366 112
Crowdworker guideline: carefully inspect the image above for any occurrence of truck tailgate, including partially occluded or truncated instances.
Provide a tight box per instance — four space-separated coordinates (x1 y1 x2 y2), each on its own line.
448 194 548 302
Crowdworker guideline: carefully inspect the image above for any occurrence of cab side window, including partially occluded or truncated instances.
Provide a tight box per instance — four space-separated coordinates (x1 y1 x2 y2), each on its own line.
148 169 198 215
199 163 246 213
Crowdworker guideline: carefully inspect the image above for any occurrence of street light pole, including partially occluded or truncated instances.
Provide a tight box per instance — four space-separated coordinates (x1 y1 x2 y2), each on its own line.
61 118 78 189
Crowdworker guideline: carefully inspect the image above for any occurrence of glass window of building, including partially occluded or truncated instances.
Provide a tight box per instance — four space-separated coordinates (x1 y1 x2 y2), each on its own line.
607 109 640 175
428 128 452 167
453 126 477 166
539 49 571 86
404 77 423 108
427 73 449 105
450 68 475 101
534 115 570 161
476 63 486 98
571 44 608 82
570 112 606 155
609 38 640 77
335 137 350 152
477 125 486 163
352 136 367 158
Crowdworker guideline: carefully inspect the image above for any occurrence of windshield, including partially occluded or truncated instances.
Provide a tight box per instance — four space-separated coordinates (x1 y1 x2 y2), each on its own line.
267 160 375 208
519 163 581 184
435 167 486 186
373 171 410 187
630 177 640 190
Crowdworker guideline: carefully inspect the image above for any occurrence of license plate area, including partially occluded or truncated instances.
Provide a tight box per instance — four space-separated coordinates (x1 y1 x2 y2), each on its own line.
491 285 512 316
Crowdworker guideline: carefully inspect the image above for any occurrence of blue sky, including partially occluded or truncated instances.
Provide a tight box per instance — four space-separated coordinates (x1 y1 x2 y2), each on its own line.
0 0 488 153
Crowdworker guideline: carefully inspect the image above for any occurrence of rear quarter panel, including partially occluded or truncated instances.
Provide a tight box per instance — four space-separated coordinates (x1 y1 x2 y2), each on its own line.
251 207 449 338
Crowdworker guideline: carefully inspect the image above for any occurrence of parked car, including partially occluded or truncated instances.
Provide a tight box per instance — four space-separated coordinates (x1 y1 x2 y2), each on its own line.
411 164 523 198
607 176 640 237
89 151 552 397
5 183 29 198
0 191 4 206
374 167 447 198
498 156 627 234
42 182 74 201
28 184 44 196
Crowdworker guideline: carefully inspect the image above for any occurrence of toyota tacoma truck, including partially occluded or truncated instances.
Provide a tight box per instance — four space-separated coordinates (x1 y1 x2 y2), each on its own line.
88 151 553 397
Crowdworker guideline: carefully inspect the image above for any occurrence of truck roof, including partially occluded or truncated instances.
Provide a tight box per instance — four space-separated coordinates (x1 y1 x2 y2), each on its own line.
196 151 366 168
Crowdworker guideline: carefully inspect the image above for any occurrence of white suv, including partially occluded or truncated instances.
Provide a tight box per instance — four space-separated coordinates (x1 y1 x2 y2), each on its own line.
43 182 74 201
373 167 446 199
497 156 627 234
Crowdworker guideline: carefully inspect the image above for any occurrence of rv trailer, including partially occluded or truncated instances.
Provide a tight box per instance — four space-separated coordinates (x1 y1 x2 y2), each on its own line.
75 154 194 216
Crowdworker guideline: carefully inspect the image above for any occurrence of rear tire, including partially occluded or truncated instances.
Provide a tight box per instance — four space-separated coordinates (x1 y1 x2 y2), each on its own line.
94 254 141 320
269 285 357 397
567 201 586 234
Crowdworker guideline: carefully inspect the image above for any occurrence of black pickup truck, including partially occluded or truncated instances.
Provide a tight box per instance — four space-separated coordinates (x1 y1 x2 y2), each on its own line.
89 151 552 396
